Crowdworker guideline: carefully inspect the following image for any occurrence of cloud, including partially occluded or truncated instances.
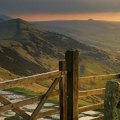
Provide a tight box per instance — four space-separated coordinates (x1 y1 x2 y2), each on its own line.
0 0 120 15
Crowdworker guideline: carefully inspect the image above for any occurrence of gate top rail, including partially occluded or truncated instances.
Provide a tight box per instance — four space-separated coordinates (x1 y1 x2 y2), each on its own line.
79 73 120 81
0 70 62 90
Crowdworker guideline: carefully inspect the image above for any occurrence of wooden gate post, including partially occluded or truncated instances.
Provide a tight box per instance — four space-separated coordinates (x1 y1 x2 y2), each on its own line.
65 50 79 120
59 61 67 120
104 80 120 120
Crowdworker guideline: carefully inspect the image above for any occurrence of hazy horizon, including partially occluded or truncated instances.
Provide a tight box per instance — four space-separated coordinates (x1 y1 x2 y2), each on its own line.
5 12 120 22
2 14 120 23
1 0 120 22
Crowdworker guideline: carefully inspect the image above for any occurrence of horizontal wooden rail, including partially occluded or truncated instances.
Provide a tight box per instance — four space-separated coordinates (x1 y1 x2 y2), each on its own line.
37 109 59 118
79 102 104 113
91 116 104 120
0 70 61 90
79 88 105 97
0 91 59 113
79 73 120 82
0 96 30 119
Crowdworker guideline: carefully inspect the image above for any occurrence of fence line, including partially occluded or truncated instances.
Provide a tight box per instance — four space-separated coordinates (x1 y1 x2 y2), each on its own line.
79 102 104 113
0 70 62 119
0 50 119 120
79 73 120 81
79 88 105 97
0 70 61 90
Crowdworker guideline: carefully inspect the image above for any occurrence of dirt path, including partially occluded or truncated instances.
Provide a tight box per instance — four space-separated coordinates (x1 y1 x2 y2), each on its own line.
0 91 103 120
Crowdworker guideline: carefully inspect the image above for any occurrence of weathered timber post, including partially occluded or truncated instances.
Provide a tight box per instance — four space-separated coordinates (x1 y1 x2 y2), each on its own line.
59 61 67 120
65 50 79 120
104 80 120 120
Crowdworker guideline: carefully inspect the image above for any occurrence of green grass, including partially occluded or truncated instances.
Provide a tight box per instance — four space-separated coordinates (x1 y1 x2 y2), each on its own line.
37 79 52 88
47 97 59 105
7 87 59 105
7 87 43 97
79 103 89 107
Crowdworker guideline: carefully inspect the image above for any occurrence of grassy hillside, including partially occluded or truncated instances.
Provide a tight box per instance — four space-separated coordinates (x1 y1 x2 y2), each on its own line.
1 18 120 107
33 19 120 51
0 18 120 80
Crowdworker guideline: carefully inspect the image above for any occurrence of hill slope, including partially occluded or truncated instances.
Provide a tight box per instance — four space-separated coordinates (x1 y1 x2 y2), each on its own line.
33 20 120 51
0 14 12 22
0 19 120 80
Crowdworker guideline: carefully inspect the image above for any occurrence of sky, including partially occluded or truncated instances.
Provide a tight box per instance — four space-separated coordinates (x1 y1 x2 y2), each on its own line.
0 0 120 21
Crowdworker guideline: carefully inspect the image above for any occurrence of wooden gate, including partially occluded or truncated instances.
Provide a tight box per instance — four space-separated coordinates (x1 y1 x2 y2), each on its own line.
0 50 79 120
1 50 120 120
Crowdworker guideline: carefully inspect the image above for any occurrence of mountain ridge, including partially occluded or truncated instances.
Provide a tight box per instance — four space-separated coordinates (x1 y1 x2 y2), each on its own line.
0 18 120 79
0 14 12 22
33 19 120 51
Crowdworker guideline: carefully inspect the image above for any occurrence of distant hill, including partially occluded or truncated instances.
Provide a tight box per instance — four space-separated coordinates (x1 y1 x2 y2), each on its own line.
1 18 120 107
0 14 12 22
33 20 120 51
0 18 120 80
